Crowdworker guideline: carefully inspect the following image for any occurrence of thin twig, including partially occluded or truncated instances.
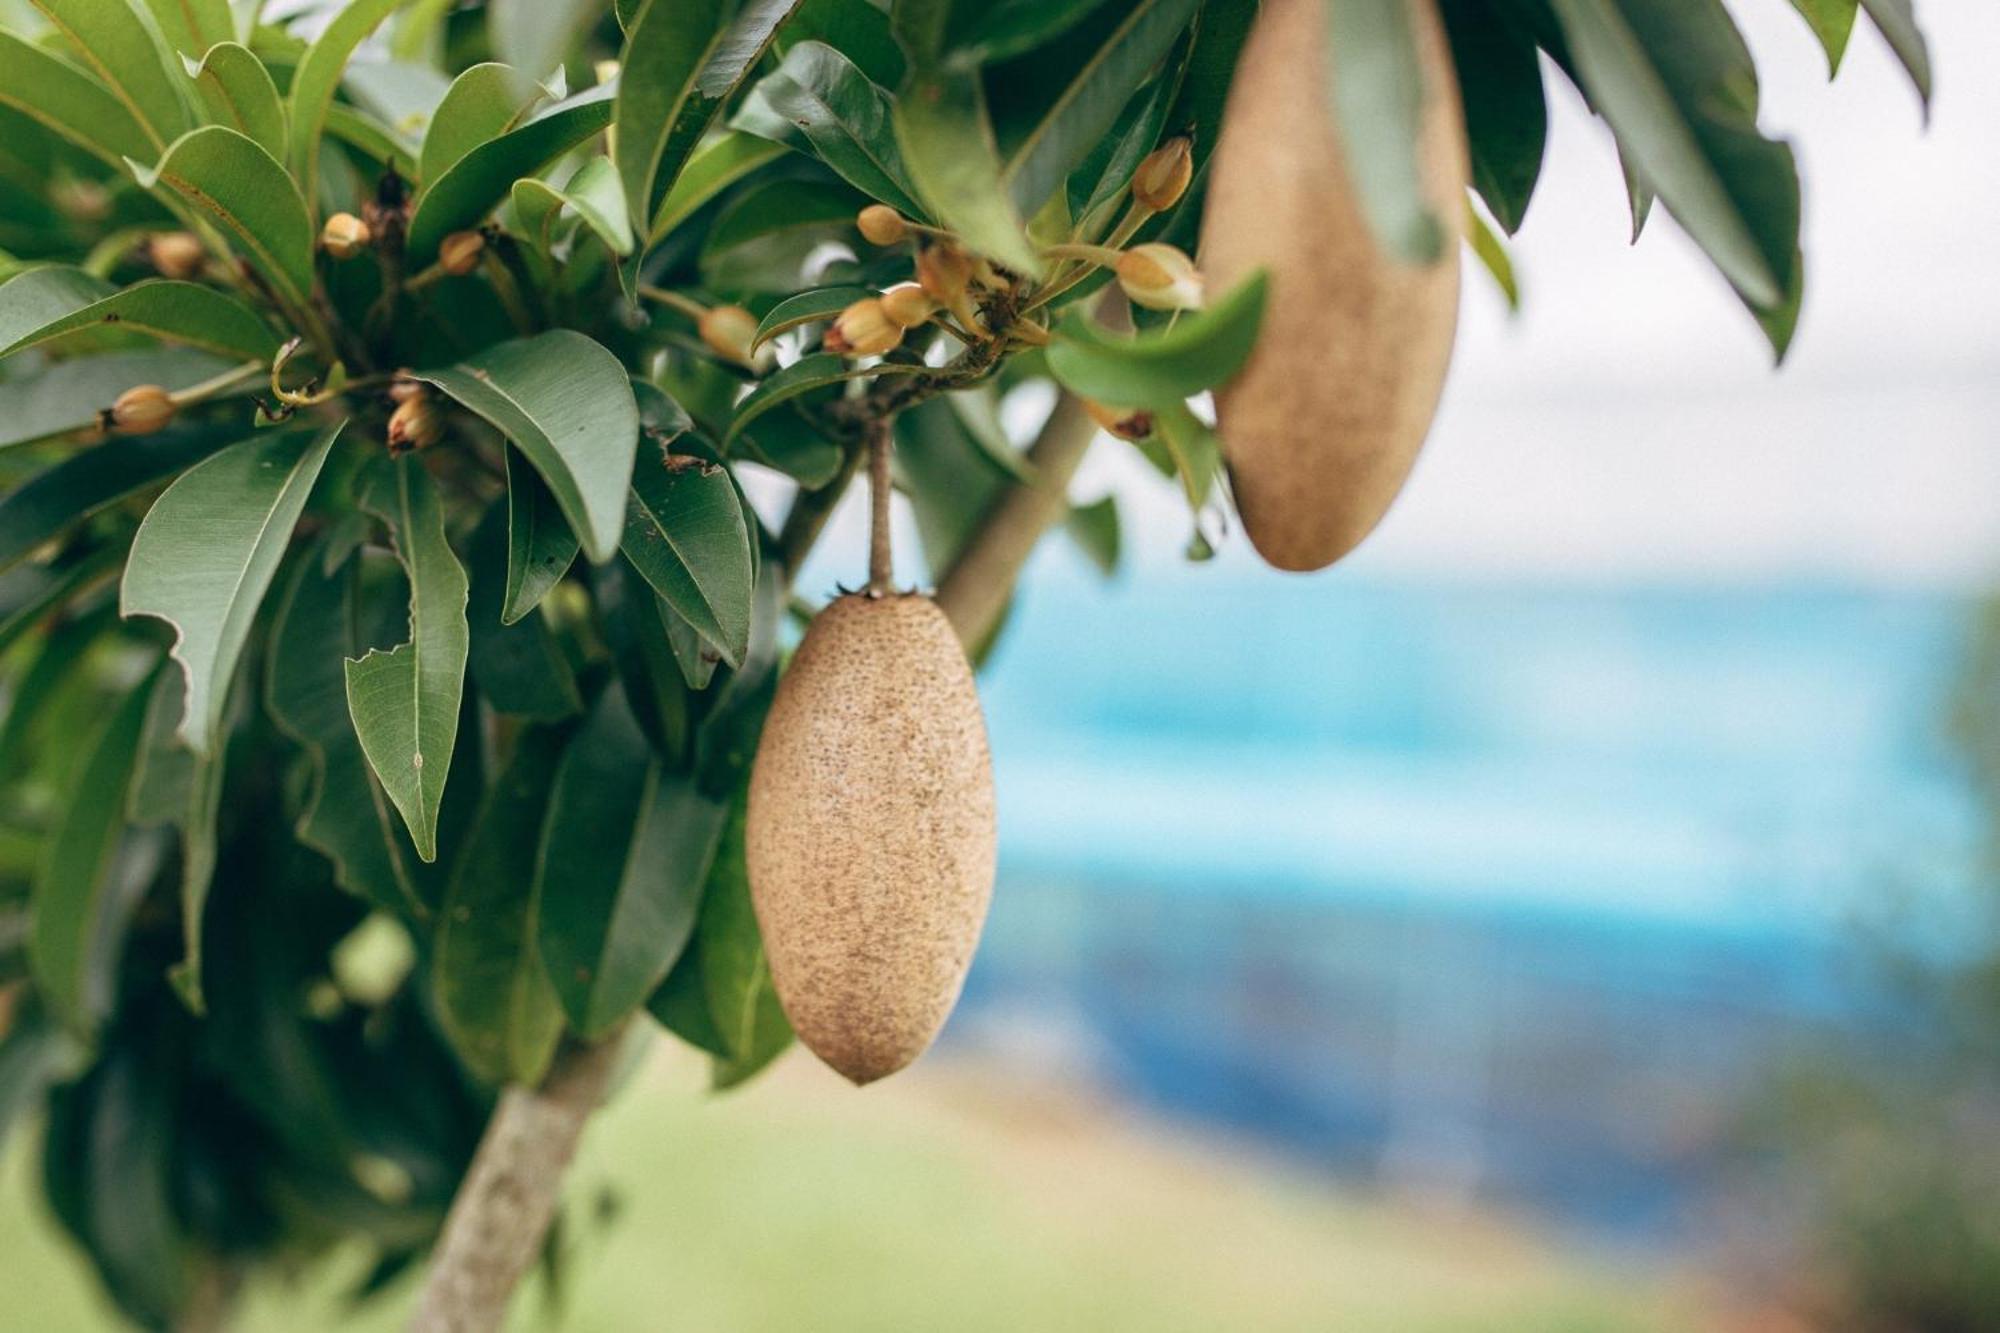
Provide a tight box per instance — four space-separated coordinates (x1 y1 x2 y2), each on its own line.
866 419 893 593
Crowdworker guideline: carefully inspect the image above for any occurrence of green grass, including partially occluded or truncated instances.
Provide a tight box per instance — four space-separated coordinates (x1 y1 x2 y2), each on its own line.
0 1048 1698 1332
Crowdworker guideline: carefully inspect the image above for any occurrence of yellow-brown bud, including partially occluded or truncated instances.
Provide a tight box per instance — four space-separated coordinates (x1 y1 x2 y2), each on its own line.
438 230 485 277
699 304 770 370
52 178 110 222
1132 137 1194 212
823 298 902 358
320 211 372 260
147 232 205 279
387 369 424 404
1082 398 1155 442
915 243 974 308
856 204 908 246
110 384 176 436
1116 242 1204 311
387 393 444 453
879 282 935 329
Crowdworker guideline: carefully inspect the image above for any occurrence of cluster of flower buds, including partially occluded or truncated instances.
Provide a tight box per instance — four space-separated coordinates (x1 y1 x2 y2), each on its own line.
147 232 205 279
108 384 176 436
320 211 373 260
387 377 443 453
698 304 771 371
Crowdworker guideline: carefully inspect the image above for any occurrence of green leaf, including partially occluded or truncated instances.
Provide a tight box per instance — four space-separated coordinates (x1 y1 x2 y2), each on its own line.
648 131 787 241
1064 493 1119 577
30 0 191 153
1047 270 1266 408
987 0 1198 220
933 0 1122 64
615 0 801 237
737 406 846 488
777 0 906 86
121 421 340 757
697 178 861 291
0 602 117 785
405 83 615 263
489 0 602 94
266 542 431 919
1150 397 1220 556
186 41 287 161
420 62 539 187
285 0 401 211
1325 0 1447 263
749 284 875 352
0 348 232 451
536 679 731 1038
732 40 927 217
131 125 317 315
1466 200 1521 310
0 426 230 572
621 453 754 668
1547 0 1799 315
28 664 159 1039
0 28 157 169
343 455 470 864
597 555 695 760
467 504 580 720
434 723 568 1086
893 63 1041 276
0 279 278 363
1783 0 1858 74
1858 0 1930 111
0 547 121 657
139 0 235 56
1064 62 1176 226
1439 0 1547 234
721 351 919 446
697 788 790 1086
128 667 225 1013
415 330 639 565
0 266 115 352
322 102 420 176
511 156 633 257
501 447 577 624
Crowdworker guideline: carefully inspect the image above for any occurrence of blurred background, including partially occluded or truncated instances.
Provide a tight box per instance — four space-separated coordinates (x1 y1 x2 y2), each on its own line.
7 1 1999 1329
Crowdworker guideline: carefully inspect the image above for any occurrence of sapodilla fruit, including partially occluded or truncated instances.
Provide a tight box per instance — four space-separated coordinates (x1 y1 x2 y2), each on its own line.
1203 0 1468 572
746 592 996 1084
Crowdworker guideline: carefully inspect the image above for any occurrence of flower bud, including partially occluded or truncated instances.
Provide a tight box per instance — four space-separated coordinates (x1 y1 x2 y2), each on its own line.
438 229 485 277
699 304 770 370
388 369 424 404
915 243 973 308
52 178 110 222
1132 137 1193 212
321 211 372 260
1082 398 1155 442
823 298 902 358
147 231 205 279
1116 242 1204 311
387 393 444 453
879 282 935 329
110 384 176 436
856 204 908 246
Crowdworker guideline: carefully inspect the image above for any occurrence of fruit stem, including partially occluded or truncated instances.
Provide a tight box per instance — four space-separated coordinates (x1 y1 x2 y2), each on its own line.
867 417 893 594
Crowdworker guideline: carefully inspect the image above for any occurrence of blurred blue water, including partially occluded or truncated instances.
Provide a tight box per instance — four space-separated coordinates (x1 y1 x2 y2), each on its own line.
947 555 1988 1245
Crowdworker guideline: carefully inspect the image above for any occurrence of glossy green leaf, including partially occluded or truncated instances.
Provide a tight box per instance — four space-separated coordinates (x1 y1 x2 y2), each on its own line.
1440 0 1547 234
405 83 614 263
28 664 159 1039
778 0 905 86
536 679 731 1038
467 504 580 720
502 447 577 624
0 426 231 572
131 126 317 315
615 0 801 238
186 41 286 161
1047 270 1266 408
698 789 790 1087
415 330 638 565
0 28 156 169
894 63 1041 276
140 0 235 56
649 131 786 242
935 0 1121 64
621 453 754 668
987 0 1197 220
1324 0 1446 263
31 0 191 152
343 455 470 864
0 279 277 363
722 352 919 446
420 62 538 187
284 0 401 208
266 543 430 919
698 177 861 290
597 554 696 760
0 266 114 352
737 406 846 488
732 40 927 217
1547 0 1799 315
490 0 601 94
434 723 568 1086
1859 0 1930 111
1065 63 1176 226
749 285 874 352
121 421 340 757
0 348 232 451
1783 0 1857 74
511 156 633 257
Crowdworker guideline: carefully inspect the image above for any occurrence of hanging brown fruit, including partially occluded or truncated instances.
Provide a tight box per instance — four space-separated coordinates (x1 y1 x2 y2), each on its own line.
1202 0 1467 572
746 593 997 1085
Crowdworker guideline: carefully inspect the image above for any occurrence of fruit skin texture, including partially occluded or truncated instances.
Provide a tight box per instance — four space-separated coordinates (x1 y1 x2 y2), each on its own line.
1203 0 1468 572
746 593 997 1085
